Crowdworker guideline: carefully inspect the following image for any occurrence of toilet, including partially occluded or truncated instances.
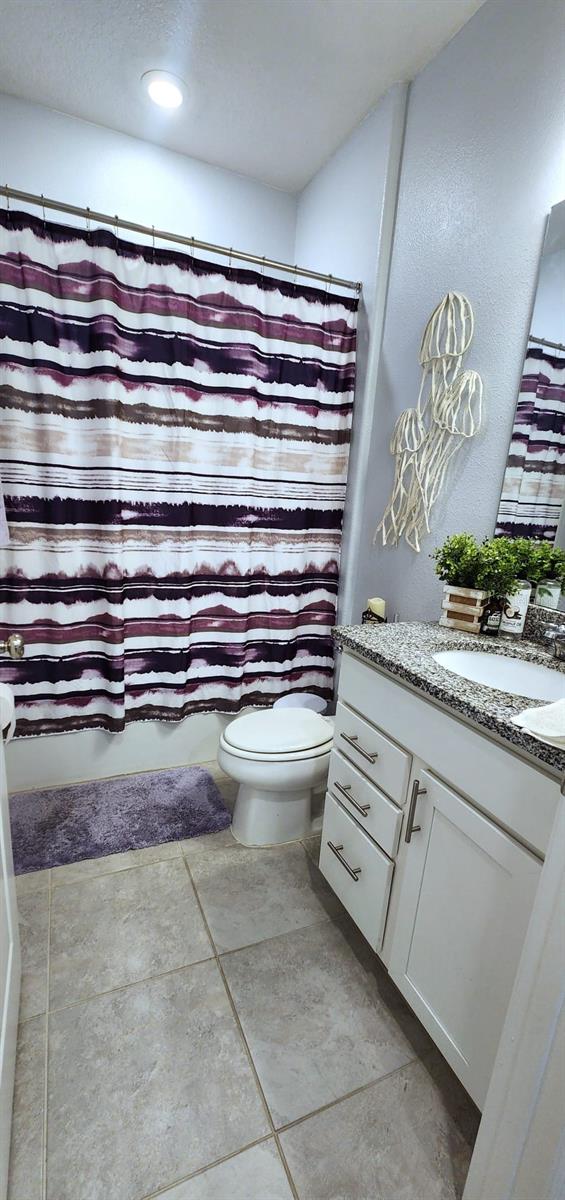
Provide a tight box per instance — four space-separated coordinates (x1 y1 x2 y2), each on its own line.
218 707 333 846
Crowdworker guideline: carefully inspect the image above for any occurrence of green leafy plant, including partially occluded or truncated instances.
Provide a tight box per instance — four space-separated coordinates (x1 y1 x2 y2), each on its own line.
510 538 565 592
432 533 520 597
431 533 482 588
473 538 521 598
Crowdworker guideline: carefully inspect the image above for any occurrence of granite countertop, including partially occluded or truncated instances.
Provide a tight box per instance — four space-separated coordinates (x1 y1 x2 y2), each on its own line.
333 621 565 775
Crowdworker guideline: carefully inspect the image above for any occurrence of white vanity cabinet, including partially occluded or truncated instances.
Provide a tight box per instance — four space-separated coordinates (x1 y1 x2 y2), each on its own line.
320 649 559 1110
388 768 541 1106
320 795 394 952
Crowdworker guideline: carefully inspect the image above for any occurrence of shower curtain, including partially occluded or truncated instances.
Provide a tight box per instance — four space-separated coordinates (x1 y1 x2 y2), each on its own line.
0 209 358 737
496 346 565 541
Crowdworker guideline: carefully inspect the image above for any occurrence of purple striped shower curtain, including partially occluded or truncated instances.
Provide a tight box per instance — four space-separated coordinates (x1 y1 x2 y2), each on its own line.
496 346 565 541
0 210 357 737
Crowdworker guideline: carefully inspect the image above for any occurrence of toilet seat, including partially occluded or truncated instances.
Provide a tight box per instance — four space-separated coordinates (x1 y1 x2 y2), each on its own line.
224 708 333 759
219 734 332 763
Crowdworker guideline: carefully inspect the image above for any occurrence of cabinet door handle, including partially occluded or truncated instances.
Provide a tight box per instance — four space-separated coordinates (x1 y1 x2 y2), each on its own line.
405 779 426 843
327 841 362 881
334 780 371 817
340 732 379 764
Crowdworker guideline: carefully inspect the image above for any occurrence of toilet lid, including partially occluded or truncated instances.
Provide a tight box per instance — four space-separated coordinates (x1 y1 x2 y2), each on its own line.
224 708 333 755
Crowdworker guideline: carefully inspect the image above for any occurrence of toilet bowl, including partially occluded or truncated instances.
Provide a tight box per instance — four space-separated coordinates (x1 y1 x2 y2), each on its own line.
218 707 333 846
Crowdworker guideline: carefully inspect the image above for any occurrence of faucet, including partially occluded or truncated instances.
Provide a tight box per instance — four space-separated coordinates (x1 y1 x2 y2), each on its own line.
543 624 565 661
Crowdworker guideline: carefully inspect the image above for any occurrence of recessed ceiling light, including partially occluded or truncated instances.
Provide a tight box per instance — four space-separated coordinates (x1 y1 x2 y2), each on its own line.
142 70 184 110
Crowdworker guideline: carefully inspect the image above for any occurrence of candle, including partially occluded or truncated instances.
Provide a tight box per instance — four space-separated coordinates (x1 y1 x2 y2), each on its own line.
367 597 386 619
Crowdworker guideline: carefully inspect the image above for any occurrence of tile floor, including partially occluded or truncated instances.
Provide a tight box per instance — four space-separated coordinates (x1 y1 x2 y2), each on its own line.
8 763 480 1200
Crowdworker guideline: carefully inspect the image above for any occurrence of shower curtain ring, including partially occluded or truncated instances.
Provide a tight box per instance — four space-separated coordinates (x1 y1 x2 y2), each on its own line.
4 185 10 220
228 247 233 272
85 206 91 235
261 255 266 278
114 214 119 240
326 272 333 295
151 224 155 260
41 193 46 229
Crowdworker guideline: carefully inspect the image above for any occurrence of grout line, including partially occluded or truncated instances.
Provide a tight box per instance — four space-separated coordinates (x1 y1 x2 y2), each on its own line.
272 1131 300 1200
275 1055 420 1137
46 953 217 1016
140 1132 276 1199
17 1009 48 1027
210 909 343 961
180 855 280 1138
48 846 184 890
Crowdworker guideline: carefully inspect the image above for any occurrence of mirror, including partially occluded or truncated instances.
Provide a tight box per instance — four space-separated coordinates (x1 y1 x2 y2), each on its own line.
496 199 565 558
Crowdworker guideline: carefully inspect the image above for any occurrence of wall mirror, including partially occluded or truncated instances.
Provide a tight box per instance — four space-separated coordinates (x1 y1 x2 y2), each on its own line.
495 198 565 609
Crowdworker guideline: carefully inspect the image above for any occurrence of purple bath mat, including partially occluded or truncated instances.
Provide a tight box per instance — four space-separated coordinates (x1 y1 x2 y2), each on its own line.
10 766 232 874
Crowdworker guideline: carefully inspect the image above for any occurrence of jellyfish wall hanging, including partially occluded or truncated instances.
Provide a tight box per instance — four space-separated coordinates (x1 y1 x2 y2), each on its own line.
376 292 483 552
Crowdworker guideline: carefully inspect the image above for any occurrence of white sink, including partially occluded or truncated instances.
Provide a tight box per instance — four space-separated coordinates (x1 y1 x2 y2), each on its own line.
433 650 565 701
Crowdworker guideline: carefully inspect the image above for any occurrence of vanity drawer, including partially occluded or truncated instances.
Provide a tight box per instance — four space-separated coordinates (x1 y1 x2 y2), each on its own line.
328 750 403 859
334 701 411 805
320 792 394 952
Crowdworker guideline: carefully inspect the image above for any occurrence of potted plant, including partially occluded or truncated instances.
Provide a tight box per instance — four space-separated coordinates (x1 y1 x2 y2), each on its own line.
432 533 488 632
511 539 565 609
432 533 520 633
477 538 531 636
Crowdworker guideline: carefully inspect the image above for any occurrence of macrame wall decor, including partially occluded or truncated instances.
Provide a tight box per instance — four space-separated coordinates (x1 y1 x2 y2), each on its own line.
376 292 483 552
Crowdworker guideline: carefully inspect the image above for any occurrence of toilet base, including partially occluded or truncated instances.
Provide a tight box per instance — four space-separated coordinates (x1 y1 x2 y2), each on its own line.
231 785 311 847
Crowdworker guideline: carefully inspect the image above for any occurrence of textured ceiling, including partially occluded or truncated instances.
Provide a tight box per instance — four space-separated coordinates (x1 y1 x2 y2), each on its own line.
0 0 484 191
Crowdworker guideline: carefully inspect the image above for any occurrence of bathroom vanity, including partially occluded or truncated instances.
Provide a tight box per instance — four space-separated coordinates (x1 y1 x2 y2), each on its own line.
319 623 564 1110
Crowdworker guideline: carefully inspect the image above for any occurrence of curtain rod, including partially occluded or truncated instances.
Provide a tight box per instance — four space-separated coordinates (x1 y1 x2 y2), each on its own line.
0 185 362 294
529 334 565 353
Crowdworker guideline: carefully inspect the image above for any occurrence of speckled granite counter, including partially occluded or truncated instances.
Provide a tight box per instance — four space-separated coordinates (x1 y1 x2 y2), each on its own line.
333 622 565 776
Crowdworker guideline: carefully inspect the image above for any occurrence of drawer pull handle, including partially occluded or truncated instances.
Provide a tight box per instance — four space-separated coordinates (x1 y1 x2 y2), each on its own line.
327 841 362 881
340 732 379 764
405 778 427 843
334 780 371 817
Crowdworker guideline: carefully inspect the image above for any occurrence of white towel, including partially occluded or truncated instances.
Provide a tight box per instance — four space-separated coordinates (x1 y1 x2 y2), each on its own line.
512 697 565 745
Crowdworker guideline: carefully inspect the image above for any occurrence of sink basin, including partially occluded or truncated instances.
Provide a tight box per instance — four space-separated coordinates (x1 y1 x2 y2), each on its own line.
433 650 565 701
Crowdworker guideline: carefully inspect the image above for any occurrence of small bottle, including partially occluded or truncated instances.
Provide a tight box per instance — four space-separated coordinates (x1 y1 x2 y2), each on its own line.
499 581 532 639
480 596 502 636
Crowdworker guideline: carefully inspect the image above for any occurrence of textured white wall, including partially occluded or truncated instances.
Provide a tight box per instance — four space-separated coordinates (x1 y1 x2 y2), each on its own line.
0 93 297 259
294 84 408 624
294 88 402 314
359 0 565 623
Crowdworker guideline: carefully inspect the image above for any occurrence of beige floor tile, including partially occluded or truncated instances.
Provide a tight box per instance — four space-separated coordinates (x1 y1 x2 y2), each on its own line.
222 917 427 1127
155 1140 293 1199
7 759 478 1200
46 960 269 1200
49 858 212 1008
280 1058 479 1200
188 838 340 953
51 838 181 888
18 892 49 1020
181 827 238 862
7 1015 46 1200
15 869 50 897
